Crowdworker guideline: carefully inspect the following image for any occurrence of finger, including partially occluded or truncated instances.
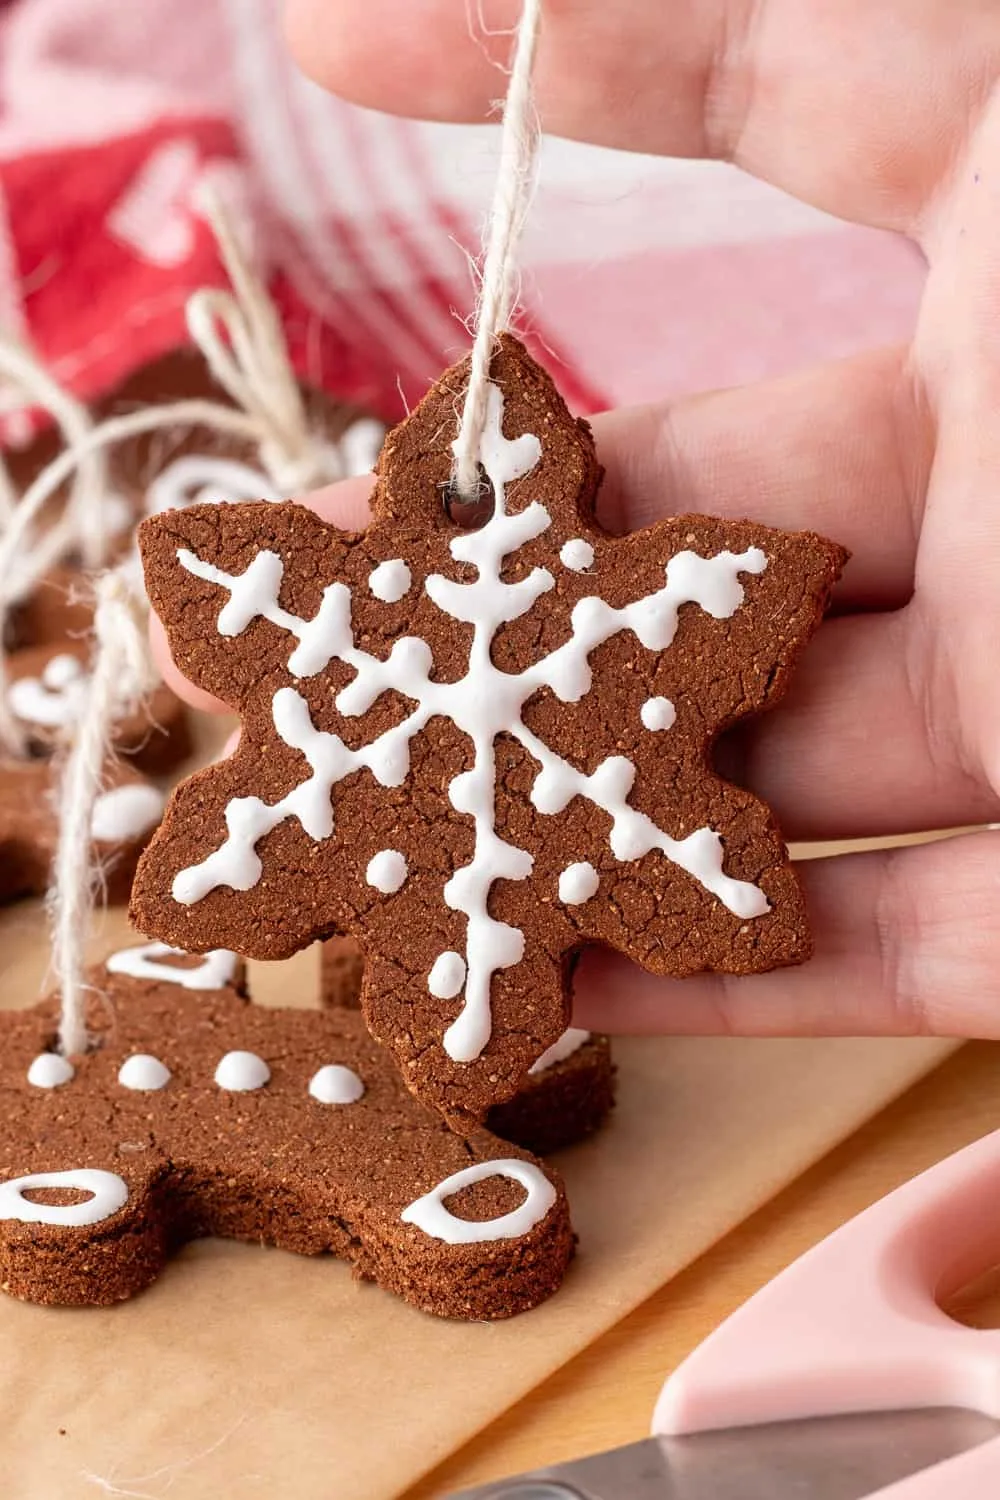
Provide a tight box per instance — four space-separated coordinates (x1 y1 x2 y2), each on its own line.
285 0 1000 232
911 95 1000 794
735 603 997 841
572 828 1000 1036
595 344 926 611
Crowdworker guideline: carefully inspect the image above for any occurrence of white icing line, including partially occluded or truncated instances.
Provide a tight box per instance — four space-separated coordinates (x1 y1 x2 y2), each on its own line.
171 382 770 1063
27 1053 75 1089
558 861 599 905
365 849 407 894
106 942 238 991
118 1054 171 1091
214 1050 270 1091
90 784 165 843
368 559 411 603
641 696 676 732
559 537 594 572
309 1064 365 1104
528 1027 591 1075
0 1169 129 1227
400 1159 557 1244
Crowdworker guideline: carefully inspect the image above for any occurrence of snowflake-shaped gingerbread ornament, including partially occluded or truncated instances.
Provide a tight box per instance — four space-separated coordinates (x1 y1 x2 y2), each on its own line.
132 336 846 1122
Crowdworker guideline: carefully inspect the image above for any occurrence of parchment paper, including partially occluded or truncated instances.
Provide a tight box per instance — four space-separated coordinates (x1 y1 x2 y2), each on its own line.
0 900 955 1500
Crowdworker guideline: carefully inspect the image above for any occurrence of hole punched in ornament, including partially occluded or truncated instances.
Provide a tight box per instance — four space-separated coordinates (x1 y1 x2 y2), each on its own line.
442 466 496 531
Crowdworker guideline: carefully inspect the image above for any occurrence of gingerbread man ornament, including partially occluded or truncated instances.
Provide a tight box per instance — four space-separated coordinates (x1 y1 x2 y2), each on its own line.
0 943 572 1320
131 337 846 1121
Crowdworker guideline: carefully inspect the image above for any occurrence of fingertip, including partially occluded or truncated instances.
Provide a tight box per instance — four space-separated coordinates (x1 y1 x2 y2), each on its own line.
283 0 501 120
300 474 374 531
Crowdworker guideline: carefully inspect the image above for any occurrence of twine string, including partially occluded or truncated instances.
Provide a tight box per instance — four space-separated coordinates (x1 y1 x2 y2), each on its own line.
451 0 543 502
187 187 340 494
50 570 159 1058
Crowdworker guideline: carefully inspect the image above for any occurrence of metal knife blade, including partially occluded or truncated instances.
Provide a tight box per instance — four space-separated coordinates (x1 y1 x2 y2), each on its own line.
449 1407 1000 1500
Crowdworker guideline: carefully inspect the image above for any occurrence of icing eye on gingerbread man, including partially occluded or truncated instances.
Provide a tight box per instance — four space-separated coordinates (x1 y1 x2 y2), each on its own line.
131 335 846 1123
0 944 572 1319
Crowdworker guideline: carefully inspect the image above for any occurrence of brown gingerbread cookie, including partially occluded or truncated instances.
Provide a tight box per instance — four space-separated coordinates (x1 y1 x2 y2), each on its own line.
0 756 165 904
5 639 191 775
0 941 573 1320
320 936 615 1156
130 335 847 1123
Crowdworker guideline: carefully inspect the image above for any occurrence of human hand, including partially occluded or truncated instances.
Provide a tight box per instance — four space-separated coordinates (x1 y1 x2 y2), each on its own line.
156 0 1000 1037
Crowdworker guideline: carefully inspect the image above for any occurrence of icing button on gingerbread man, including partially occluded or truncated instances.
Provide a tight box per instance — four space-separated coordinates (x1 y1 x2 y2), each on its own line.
131 335 846 1123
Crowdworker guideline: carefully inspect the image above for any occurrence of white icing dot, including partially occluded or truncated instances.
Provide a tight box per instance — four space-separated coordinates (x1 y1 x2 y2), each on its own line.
0 1169 129 1228
118 1054 171 1091
90 784 165 843
559 861 600 906
528 1028 592 1075
641 696 676 732
368 559 412 603
214 1051 270 1091
365 849 408 894
309 1064 365 1104
428 951 467 1000
106 942 238 991
27 1053 75 1089
560 538 594 572
400 1159 557 1244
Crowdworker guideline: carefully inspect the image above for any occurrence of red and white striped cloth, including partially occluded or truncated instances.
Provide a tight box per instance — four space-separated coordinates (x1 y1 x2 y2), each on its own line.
0 0 926 439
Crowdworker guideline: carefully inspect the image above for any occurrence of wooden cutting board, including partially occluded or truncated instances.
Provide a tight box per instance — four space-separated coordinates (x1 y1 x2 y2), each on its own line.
0 897 955 1500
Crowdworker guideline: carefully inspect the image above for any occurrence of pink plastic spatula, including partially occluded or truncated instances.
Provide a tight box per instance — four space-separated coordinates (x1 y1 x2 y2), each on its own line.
451 1126 1000 1498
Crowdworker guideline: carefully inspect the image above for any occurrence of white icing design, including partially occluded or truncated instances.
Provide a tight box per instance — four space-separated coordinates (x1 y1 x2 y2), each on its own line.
118 1054 171 1091
528 1027 591 1075
641 696 676 732
0 1169 128 1228
90 784 165 843
365 849 408 894
106 942 238 991
147 455 279 515
214 1051 270 1091
171 383 770 1062
400 1159 557 1244
309 1064 365 1104
558 861 600 905
368 559 412 603
8 653 89 729
27 1053 75 1089
428 951 467 1000
560 538 594 572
